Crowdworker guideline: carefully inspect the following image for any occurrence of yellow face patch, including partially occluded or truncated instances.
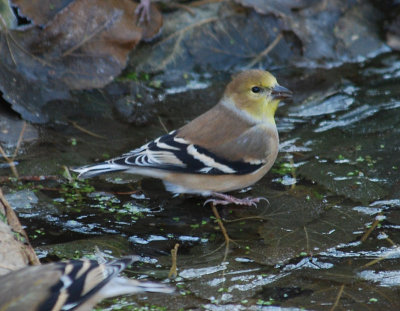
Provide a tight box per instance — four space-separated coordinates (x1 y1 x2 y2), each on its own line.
241 97 279 124
225 70 280 124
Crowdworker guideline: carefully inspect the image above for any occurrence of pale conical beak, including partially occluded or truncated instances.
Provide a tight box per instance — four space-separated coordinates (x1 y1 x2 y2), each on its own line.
271 85 292 100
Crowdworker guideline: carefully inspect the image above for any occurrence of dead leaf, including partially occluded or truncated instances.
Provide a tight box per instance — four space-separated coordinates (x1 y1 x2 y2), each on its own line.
22 0 143 89
132 2 297 72
0 188 40 275
12 0 163 40
0 0 162 122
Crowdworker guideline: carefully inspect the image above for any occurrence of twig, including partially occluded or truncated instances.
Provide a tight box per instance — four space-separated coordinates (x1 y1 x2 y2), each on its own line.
0 175 60 183
113 190 141 195
12 122 27 158
304 226 310 255
363 246 400 268
0 122 28 178
158 116 169 134
0 145 18 178
290 156 296 190
360 216 381 242
245 33 283 68
166 3 196 16
385 235 396 246
62 166 74 183
0 15 51 67
342 291 372 310
5 28 17 66
211 203 232 261
168 243 179 278
0 16 17 65
330 284 345 311
0 14 6 31
62 13 116 57
69 120 106 139
224 215 264 223
189 0 226 7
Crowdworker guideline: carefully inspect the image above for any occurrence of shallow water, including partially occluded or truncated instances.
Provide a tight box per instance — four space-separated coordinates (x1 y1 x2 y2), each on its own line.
1 52 400 310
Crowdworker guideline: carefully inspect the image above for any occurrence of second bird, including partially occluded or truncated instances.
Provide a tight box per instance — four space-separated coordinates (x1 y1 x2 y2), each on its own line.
74 70 292 206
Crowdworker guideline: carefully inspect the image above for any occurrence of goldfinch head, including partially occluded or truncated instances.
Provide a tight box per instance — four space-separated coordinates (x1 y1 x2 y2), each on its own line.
224 70 292 124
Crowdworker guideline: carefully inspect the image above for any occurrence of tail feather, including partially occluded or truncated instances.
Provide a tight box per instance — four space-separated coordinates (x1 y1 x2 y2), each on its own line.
72 162 127 179
100 278 174 297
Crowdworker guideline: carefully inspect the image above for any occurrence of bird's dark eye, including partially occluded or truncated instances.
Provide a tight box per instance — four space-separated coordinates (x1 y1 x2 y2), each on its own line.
251 86 261 93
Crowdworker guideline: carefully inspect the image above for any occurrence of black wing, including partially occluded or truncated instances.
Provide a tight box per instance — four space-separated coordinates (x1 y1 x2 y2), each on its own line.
112 131 263 175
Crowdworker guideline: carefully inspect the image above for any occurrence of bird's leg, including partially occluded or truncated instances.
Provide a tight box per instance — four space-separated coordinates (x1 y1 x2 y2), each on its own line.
135 0 151 23
204 192 269 207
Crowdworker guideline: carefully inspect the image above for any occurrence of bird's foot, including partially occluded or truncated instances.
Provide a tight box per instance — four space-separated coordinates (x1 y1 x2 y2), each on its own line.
135 0 151 23
204 192 269 207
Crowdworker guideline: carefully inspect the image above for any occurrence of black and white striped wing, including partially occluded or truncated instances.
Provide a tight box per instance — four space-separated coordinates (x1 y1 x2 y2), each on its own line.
112 131 264 175
51 258 133 310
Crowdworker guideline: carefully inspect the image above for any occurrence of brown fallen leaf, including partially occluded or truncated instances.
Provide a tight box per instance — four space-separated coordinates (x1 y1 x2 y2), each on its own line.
0 0 162 122
12 0 163 41
0 188 40 276
23 0 145 89
2 0 163 90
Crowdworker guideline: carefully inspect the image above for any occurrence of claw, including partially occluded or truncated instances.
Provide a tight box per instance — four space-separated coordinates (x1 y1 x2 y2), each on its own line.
243 196 270 206
135 0 151 23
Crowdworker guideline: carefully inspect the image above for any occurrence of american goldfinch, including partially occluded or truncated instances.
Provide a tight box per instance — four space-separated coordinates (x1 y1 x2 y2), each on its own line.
0 256 173 311
74 70 292 206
